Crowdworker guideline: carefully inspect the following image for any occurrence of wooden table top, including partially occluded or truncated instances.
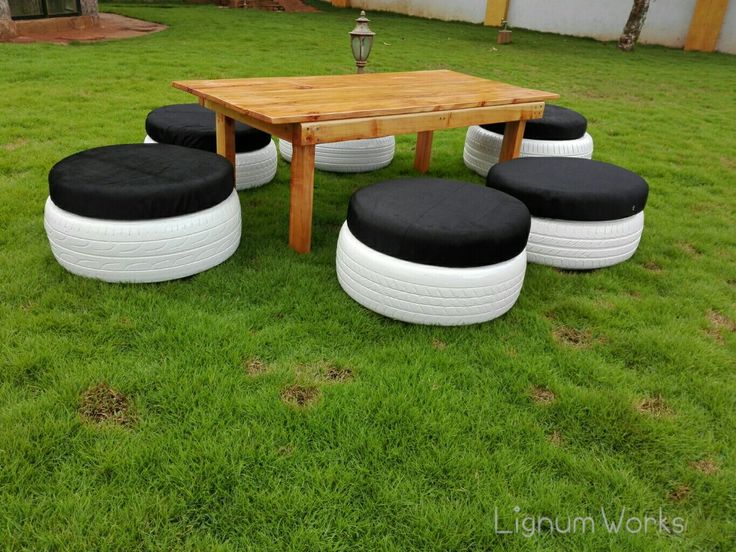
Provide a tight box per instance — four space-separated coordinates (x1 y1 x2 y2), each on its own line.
173 70 559 125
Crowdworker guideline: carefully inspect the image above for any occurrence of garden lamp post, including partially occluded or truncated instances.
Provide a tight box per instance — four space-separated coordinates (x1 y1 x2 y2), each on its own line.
350 10 375 74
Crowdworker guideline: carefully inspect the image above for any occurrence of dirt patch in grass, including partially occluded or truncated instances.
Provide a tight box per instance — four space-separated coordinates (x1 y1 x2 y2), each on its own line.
690 459 719 475
720 156 736 170
244 357 268 376
3 138 28 151
277 445 295 457
294 361 354 384
548 431 564 446
324 366 353 383
552 325 594 348
668 485 691 503
554 267 591 275
117 316 133 327
431 338 447 350
678 241 701 257
636 394 673 418
281 385 320 408
79 382 135 427
705 310 736 344
531 386 556 405
643 260 662 273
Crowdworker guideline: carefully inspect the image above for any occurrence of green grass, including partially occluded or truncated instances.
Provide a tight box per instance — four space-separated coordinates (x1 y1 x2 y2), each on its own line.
1 3 735 550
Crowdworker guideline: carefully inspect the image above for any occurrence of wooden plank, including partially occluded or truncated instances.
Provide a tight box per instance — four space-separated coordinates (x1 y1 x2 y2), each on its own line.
685 0 729 52
207 86 554 124
175 71 484 92
498 120 526 162
288 142 316 254
203 99 294 141
173 71 558 125
191 79 531 103
189 87 556 125
175 75 489 98
204 82 549 107
215 113 236 170
484 0 509 27
201 94 544 123
298 102 545 145
414 131 433 173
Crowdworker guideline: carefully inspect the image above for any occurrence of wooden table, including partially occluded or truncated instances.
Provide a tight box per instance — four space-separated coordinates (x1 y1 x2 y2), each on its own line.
173 70 558 253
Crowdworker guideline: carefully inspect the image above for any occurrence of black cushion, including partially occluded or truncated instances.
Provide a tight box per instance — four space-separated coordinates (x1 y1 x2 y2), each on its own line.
486 157 648 221
145 104 271 153
49 144 234 220
347 178 531 268
481 104 587 141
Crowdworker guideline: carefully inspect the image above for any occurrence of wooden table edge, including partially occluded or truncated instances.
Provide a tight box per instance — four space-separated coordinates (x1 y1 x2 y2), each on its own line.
173 80 558 126
297 100 557 145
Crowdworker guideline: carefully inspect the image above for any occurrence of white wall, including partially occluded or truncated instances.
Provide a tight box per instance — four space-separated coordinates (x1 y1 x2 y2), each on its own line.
506 0 697 47
345 0 487 24
718 0 736 53
507 0 735 53
322 0 736 54
641 0 697 47
508 0 627 41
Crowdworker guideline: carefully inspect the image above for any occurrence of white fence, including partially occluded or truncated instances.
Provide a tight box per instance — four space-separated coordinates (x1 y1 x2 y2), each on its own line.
322 0 736 54
346 0 487 24
507 0 735 53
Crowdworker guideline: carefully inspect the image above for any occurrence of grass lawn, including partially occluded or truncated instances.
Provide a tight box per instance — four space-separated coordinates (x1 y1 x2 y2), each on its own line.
1 2 735 549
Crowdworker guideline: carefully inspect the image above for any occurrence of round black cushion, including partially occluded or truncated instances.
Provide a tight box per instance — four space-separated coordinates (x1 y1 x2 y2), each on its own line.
49 144 234 221
145 104 271 153
347 178 531 268
481 104 587 141
486 158 649 222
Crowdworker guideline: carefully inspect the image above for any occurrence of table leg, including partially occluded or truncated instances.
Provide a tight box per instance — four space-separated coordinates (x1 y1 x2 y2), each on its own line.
499 120 527 162
414 131 434 173
216 113 236 168
289 144 317 254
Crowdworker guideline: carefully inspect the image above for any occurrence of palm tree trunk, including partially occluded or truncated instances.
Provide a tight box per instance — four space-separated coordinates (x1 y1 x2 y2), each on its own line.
0 0 18 39
80 0 99 16
619 0 651 51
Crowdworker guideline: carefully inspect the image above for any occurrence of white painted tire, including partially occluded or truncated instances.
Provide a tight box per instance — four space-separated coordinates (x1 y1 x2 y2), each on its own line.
527 212 644 270
144 136 277 190
44 191 241 283
336 223 527 326
279 136 395 173
463 125 594 177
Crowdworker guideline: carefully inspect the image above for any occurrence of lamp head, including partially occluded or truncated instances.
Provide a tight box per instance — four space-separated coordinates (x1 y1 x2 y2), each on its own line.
349 10 375 73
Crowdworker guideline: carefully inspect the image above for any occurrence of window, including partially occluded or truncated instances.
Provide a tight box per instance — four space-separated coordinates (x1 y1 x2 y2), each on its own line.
9 0 81 19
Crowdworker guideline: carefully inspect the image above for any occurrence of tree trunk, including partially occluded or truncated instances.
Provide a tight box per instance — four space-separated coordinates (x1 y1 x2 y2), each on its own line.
618 0 651 51
80 0 98 16
0 0 17 39
0 0 11 18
